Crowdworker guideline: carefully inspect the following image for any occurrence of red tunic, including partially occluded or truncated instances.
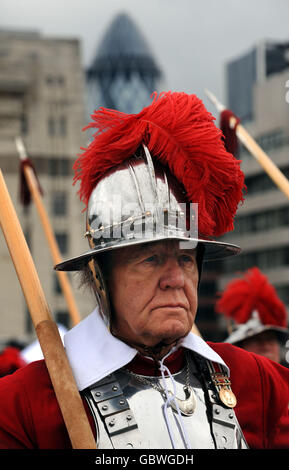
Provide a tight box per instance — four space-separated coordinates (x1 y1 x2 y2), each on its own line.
0 342 288 449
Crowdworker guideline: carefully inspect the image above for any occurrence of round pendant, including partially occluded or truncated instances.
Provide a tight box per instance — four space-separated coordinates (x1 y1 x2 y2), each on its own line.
219 387 237 408
169 385 196 416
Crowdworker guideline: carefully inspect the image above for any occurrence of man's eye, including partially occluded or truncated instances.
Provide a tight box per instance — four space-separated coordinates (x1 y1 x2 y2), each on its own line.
179 254 195 264
144 254 158 264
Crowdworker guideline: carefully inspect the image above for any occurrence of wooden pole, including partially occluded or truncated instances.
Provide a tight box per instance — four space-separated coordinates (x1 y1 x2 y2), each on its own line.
204 89 289 201
16 137 81 326
0 169 96 449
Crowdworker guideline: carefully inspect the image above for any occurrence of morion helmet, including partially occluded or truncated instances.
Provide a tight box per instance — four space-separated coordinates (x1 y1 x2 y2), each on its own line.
55 91 245 321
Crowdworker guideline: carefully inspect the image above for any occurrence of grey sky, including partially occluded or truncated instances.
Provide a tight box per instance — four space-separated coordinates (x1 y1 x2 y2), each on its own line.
2 0 289 114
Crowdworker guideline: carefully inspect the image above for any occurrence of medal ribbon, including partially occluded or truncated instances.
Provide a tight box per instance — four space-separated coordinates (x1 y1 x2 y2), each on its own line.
207 361 237 408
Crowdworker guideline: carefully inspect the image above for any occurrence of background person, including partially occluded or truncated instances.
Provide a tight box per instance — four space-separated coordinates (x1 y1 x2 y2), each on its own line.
215 267 289 364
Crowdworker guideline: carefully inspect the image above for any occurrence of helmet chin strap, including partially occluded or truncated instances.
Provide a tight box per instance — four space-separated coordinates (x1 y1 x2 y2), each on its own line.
141 339 181 357
88 258 112 324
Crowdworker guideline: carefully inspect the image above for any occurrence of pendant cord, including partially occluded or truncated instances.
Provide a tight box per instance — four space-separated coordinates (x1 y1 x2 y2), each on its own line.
158 348 192 449
125 347 193 449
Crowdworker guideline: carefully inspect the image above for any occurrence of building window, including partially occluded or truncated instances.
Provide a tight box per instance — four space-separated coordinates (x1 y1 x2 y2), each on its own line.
53 273 62 295
240 130 289 159
223 246 289 274
57 76 65 86
49 159 58 175
234 206 289 235
46 75 54 85
48 116 68 136
55 232 68 255
48 158 70 176
244 166 289 196
52 191 67 216
46 75 65 86
48 117 56 136
276 286 289 305
57 159 70 176
59 116 67 136
20 113 28 135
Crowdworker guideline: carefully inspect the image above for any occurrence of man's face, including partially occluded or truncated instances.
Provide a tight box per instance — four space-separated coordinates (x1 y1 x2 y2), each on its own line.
239 331 281 363
107 240 199 353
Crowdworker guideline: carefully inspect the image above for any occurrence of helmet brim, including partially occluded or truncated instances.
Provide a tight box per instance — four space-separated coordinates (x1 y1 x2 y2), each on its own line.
54 236 241 272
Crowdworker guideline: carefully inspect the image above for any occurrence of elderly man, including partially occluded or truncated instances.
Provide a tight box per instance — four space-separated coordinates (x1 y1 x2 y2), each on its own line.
0 92 288 449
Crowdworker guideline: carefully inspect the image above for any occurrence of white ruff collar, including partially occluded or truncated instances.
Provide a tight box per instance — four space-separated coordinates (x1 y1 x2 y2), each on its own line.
64 308 229 391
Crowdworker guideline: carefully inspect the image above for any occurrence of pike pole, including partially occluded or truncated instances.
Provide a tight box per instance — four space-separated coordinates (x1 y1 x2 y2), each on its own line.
15 137 81 326
0 169 96 449
205 89 289 201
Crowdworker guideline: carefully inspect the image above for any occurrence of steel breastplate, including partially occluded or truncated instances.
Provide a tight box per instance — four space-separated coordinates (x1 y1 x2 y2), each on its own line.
82 351 248 449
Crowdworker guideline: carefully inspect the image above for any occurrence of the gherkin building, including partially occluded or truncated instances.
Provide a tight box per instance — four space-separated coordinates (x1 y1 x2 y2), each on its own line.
86 13 162 115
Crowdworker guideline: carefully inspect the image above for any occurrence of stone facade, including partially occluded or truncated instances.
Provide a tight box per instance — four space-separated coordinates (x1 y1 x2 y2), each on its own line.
0 30 95 345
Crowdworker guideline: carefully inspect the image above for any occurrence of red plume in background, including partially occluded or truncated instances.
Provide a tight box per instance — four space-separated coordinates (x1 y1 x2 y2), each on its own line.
73 91 245 238
215 267 288 327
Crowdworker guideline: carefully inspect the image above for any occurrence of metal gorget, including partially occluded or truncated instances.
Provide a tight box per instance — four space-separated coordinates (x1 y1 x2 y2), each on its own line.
125 352 197 417
82 351 248 449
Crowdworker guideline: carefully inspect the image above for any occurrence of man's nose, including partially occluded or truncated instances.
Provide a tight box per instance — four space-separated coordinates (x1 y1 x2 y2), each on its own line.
159 258 185 290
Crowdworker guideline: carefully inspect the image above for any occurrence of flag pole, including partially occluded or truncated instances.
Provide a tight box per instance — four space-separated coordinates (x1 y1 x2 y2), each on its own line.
204 89 289 201
16 137 81 326
0 169 96 449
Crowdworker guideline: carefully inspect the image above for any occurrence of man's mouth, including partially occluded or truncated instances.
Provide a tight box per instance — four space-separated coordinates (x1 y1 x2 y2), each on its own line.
153 304 187 310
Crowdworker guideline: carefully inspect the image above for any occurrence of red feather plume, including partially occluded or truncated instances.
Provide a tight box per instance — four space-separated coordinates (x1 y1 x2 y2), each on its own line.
73 91 245 237
215 267 288 327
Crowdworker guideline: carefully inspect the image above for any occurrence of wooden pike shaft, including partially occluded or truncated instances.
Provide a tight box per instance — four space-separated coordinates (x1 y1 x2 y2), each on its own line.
204 89 289 201
16 138 81 326
0 169 96 449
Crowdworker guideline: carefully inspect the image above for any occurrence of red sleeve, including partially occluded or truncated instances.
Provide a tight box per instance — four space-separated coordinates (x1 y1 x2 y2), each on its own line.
0 360 71 449
0 360 96 449
0 364 36 448
253 354 289 449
